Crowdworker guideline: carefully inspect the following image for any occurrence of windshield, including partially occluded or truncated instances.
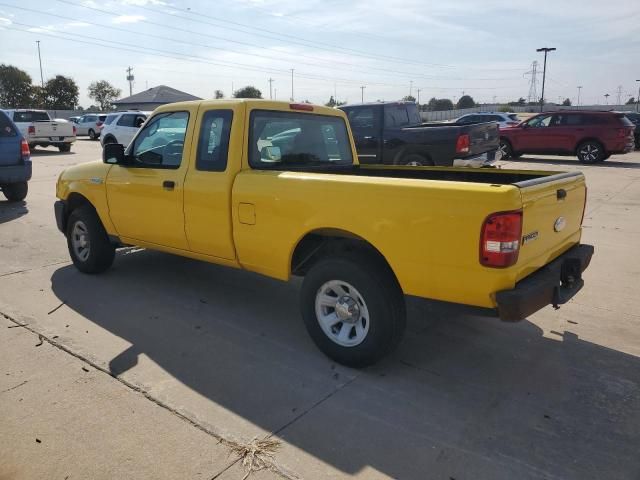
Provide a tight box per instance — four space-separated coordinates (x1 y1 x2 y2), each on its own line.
249 110 353 169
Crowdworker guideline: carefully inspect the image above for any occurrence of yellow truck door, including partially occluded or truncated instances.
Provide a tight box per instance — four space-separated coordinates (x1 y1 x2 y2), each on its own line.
106 109 194 250
183 105 244 259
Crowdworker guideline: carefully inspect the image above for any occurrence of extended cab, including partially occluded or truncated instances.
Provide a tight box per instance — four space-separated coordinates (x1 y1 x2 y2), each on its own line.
55 100 593 367
6 109 76 152
339 102 500 167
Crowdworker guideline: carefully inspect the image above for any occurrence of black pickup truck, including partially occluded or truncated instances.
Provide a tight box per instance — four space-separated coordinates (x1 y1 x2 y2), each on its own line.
339 102 500 167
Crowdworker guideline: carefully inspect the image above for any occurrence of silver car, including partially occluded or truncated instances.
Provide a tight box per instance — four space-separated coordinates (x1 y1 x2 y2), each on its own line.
454 112 521 128
76 114 107 140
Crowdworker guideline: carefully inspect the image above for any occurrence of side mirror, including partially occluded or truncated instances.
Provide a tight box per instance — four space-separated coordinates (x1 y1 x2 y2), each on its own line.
260 145 282 163
103 143 125 164
521 122 529 129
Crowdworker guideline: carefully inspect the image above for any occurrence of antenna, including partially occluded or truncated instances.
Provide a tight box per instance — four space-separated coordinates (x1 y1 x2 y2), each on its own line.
524 61 538 104
126 66 134 96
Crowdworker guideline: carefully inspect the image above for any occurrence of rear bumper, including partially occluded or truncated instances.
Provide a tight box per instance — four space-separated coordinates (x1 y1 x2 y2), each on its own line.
0 160 32 184
29 136 76 145
495 244 594 322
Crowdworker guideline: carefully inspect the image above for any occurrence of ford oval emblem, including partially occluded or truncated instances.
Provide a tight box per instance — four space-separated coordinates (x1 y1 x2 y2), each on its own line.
554 217 566 232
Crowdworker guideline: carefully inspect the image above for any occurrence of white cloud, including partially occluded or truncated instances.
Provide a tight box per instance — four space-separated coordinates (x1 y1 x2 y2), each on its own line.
0 17 12 27
112 14 146 23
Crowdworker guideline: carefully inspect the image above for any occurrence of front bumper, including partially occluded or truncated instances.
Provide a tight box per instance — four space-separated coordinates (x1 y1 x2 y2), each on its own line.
495 244 594 322
54 200 66 234
0 160 32 184
453 149 502 168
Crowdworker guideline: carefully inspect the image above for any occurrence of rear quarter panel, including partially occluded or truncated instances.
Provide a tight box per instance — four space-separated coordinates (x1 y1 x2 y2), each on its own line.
232 171 525 308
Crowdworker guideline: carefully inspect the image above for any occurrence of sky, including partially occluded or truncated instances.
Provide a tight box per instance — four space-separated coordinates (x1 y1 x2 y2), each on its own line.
1 0 639 108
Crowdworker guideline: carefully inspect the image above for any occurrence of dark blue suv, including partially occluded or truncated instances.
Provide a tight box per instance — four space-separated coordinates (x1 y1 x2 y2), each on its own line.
0 110 31 201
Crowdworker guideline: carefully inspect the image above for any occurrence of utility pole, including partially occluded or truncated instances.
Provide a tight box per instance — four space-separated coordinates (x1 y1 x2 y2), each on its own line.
536 47 556 112
268 78 274 100
604 93 610 105
290 69 294 101
636 80 640 112
334 82 337 105
126 66 134 96
409 80 413 99
274 88 277 100
416 88 421 105
577 86 582 107
360 86 366 103
616 85 623 106
36 40 44 88
524 61 538 105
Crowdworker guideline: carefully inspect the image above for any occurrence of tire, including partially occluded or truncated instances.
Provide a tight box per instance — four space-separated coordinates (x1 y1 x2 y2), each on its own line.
300 254 406 367
401 153 432 166
102 136 116 145
66 206 115 274
577 141 604 163
88 129 96 140
2 182 28 201
498 139 514 160
59 143 71 153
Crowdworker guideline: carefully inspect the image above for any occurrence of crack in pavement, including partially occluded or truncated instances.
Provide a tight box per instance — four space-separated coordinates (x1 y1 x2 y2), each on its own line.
1 310 300 480
0 260 71 278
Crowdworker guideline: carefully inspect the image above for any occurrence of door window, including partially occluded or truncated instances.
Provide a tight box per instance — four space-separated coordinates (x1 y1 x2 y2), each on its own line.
347 108 375 129
128 111 189 169
527 115 552 128
196 110 233 172
117 114 136 127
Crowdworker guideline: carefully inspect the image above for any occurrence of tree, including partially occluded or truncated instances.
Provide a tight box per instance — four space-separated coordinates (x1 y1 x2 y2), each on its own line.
43 75 79 109
233 86 262 98
456 95 475 109
562 98 572 106
427 97 454 111
508 97 526 106
402 95 416 103
325 95 336 107
0 64 33 108
30 85 46 108
88 80 122 111
214 89 224 99
626 97 636 105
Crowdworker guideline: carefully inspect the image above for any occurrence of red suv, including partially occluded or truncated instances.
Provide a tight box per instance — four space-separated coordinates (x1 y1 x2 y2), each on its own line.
499 111 635 163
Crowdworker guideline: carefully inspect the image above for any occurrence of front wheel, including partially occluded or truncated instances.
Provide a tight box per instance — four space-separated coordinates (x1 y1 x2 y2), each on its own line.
2 182 28 201
300 255 406 367
66 206 115 274
577 141 604 163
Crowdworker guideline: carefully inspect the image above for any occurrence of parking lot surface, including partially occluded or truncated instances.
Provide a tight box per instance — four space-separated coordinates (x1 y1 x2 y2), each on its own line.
1 139 640 479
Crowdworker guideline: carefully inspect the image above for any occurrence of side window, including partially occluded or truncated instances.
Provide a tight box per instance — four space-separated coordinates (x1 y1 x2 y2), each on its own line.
249 110 353 169
0 112 16 137
129 111 189 169
384 106 410 128
347 108 375 129
528 115 552 128
565 115 583 126
196 110 233 172
104 115 117 125
117 114 135 127
134 115 147 128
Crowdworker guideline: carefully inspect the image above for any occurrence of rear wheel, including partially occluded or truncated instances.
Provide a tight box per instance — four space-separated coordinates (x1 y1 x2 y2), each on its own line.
577 141 604 163
102 135 116 146
66 206 115 274
300 255 406 367
88 129 96 140
59 143 71 153
401 153 432 166
498 139 514 160
2 182 28 202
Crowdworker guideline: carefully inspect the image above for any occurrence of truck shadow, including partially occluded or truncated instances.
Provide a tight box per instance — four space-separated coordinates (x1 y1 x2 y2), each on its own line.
512 156 640 169
30 148 76 156
0 200 28 224
50 250 640 479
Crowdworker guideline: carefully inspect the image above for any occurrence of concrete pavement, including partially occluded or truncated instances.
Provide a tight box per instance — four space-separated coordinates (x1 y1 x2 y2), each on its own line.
1 140 639 479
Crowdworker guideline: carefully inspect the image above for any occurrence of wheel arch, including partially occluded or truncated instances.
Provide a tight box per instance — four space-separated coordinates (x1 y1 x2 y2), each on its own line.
61 192 95 232
290 228 400 288
574 137 605 155
392 146 434 166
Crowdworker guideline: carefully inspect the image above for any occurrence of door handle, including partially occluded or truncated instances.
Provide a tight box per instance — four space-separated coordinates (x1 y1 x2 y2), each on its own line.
162 180 175 190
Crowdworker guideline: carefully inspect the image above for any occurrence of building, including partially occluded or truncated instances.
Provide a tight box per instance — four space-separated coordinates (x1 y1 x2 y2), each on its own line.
112 85 202 111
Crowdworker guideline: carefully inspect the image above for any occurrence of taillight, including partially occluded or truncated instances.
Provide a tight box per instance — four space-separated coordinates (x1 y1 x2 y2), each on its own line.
480 210 523 268
96 121 103 127
21 138 30 161
73 125 77 135
28 125 35 135
580 186 588 225
616 128 626 138
456 134 470 154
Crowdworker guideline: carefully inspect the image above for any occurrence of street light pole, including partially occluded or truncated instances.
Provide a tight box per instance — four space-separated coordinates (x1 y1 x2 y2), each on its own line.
536 47 556 112
604 93 610 105
577 86 582 107
36 40 44 88
636 80 640 112
268 78 274 100
360 86 366 103
290 69 294 101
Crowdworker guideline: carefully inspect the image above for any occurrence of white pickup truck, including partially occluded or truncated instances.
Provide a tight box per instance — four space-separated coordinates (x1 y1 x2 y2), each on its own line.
5 109 76 152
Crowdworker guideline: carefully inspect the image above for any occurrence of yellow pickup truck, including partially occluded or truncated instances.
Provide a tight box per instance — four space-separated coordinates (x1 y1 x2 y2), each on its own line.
55 100 594 366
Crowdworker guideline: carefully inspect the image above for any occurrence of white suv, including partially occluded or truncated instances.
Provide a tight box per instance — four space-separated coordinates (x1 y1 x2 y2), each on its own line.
100 111 151 147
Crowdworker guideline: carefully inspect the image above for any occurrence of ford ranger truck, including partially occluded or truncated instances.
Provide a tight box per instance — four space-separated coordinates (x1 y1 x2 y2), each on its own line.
54 100 594 367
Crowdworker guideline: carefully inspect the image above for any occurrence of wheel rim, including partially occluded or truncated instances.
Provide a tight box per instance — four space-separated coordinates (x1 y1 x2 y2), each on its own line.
579 143 599 162
71 220 90 262
315 280 370 347
499 142 509 157
406 160 423 166
89 130 95 139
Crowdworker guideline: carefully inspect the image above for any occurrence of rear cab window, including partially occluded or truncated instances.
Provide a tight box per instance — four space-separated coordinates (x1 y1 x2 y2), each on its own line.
249 110 353 169
384 104 421 127
13 111 50 122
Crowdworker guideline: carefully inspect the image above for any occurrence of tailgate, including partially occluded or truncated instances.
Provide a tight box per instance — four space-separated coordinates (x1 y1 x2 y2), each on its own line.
515 171 586 281
464 122 499 157
35 121 73 137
